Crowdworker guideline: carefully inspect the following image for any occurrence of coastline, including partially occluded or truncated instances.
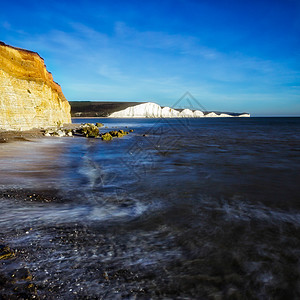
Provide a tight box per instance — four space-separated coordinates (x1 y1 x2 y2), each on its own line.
72 116 251 119
0 117 299 298
0 128 45 143
0 123 80 143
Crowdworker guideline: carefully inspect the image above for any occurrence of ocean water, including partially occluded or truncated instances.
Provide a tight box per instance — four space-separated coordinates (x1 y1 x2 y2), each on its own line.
0 117 300 299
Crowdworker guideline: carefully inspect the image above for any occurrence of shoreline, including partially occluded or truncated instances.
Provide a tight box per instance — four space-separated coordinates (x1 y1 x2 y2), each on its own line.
0 124 80 143
0 117 299 298
0 122 133 143
0 128 45 143
72 115 251 119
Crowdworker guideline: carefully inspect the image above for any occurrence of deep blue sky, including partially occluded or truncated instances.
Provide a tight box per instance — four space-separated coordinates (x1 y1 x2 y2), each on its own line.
1 0 299 115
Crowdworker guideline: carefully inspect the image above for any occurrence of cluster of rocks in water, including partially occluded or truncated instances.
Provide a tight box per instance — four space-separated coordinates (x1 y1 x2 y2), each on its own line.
0 244 38 299
43 122 134 141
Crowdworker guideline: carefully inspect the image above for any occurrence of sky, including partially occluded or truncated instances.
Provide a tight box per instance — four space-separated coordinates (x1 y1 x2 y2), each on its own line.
1 0 299 116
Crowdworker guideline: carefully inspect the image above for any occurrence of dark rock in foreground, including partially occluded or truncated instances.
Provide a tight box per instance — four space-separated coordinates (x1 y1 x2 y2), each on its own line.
0 244 38 299
0 245 15 260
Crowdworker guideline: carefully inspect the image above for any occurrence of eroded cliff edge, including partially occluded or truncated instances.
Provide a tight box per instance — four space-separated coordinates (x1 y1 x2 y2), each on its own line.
0 41 71 130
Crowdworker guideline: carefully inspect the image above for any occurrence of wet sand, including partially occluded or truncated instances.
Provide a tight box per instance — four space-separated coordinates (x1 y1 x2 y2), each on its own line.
0 126 77 298
0 129 45 143
0 123 81 143
0 133 62 298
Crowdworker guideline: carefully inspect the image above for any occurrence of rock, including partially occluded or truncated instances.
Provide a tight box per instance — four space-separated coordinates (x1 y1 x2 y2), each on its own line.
119 129 129 136
0 246 38 298
109 130 119 137
77 124 100 138
96 122 104 127
64 129 73 136
12 268 33 281
0 244 15 260
0 41 71 131
25 282 37 294
56 130 65 137
12 282 38 298
129 129 134 132
109 129 129 138
44 128 74 137
101 132 112 141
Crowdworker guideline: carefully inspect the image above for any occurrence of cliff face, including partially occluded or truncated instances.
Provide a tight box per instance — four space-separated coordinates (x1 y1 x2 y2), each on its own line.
108 102 250 118
0 41 71 130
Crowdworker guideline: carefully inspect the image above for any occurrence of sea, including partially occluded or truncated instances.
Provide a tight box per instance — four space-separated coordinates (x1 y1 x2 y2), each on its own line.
0 117 299 299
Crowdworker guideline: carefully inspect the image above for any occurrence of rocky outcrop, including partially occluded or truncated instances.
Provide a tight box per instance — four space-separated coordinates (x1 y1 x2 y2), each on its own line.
0 41 71 130
108 102 250 118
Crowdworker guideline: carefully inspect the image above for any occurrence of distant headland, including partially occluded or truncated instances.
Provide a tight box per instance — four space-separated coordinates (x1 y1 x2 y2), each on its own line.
70 101 250 118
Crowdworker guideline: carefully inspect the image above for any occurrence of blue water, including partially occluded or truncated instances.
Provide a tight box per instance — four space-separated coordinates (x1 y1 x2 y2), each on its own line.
0 117 300 299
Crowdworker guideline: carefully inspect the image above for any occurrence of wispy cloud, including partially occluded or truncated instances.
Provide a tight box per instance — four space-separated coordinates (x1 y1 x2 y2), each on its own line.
2 21 11 30
2 18 299 114
114 21 219 59
97 65 128 81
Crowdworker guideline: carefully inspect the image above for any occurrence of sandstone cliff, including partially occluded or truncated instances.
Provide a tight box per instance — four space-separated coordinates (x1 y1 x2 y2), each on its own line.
0 41 71 130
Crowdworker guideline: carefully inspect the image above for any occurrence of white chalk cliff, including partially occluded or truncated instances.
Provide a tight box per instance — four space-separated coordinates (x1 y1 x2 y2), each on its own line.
108 102 250 118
